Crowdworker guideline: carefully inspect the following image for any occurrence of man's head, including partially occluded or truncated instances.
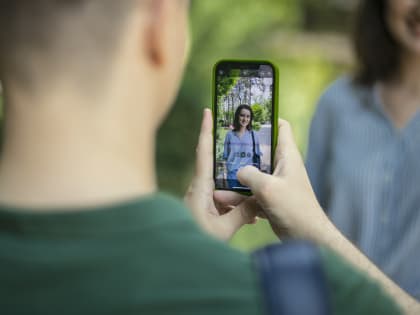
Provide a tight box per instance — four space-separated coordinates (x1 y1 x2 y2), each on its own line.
0 0 189 129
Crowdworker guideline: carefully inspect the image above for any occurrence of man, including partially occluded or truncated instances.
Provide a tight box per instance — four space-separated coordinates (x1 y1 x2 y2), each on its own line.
0 1 416 314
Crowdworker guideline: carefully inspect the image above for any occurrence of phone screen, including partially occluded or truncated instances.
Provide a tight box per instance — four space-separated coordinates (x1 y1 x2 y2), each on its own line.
213 61 275 191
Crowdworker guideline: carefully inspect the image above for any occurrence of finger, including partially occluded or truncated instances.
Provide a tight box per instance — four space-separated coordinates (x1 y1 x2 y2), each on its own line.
214 190 247 207
236 165 271 194
278 119 296 149
234 197 262 223
273 119 298 175
214 190 248 214
219 197 260 233
195 108 213 179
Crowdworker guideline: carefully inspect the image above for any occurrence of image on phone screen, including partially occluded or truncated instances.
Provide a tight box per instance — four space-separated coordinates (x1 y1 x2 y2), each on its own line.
214 61 275 191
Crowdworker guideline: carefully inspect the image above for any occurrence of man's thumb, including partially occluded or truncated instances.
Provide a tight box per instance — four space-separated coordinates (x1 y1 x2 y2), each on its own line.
237 166 269 192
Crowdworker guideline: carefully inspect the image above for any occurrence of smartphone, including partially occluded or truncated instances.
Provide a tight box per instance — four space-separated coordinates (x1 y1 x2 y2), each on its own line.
213 60 278 192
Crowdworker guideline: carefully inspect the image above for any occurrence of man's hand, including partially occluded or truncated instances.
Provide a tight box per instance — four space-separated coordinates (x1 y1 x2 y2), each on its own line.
236 119 333 241
184 109 257 241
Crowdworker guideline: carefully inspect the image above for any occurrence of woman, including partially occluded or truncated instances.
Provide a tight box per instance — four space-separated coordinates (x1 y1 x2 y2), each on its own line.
223 104 262 188
306 0 420 298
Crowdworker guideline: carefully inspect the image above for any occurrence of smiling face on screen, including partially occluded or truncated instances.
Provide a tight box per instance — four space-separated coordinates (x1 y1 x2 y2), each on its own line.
239 109 251 129
233 105 253 131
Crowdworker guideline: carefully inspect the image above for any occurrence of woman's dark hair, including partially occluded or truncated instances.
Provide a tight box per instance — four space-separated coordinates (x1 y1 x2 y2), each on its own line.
233 104 253 131
354 0 400 86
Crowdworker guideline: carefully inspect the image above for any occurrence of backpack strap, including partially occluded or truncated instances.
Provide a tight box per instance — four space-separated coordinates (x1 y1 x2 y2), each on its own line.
252 241 332 315
251 130 257 157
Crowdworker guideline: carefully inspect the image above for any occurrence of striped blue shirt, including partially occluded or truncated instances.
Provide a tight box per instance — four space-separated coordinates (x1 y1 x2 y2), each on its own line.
306 76 420 298
223 130 262 179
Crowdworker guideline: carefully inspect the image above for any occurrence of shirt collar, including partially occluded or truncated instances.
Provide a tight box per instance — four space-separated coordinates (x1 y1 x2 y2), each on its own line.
372 83 420 146
0 193 192 238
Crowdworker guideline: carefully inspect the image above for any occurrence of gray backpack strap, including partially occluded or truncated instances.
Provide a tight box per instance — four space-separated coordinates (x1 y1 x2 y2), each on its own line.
252 241 332 315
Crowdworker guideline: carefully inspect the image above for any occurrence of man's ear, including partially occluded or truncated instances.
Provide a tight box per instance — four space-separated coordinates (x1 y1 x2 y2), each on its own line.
145 0 172 67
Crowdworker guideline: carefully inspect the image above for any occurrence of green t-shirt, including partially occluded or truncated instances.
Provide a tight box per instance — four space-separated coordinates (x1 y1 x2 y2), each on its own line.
0 193 401 315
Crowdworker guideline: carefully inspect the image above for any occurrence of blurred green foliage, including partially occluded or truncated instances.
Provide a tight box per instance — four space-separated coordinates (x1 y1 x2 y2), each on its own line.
251 104 267 125
157 0 351 251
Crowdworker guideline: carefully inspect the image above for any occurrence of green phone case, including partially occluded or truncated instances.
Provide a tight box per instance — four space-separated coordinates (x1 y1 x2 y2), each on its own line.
212 59 279 194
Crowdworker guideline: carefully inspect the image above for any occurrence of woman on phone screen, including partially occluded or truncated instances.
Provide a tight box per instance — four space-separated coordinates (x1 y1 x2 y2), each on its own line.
306 0 420 298
223 104 262 189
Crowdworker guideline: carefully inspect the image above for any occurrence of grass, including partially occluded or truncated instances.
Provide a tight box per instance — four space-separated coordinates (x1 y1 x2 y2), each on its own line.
230 219 279 251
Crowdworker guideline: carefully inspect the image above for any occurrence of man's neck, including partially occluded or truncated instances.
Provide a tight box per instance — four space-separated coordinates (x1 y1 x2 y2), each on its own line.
0 94 158 210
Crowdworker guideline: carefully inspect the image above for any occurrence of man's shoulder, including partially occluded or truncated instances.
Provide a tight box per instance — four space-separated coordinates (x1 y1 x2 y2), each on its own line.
120 195 263 314
148 198 256 275
121 193 259 286
0 193 263 315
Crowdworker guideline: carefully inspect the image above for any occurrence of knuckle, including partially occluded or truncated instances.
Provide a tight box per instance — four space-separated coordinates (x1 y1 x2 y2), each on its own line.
259 177 277 199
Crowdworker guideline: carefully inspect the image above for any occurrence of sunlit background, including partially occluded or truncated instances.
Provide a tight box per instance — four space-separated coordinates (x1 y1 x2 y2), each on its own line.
157 0 358 251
